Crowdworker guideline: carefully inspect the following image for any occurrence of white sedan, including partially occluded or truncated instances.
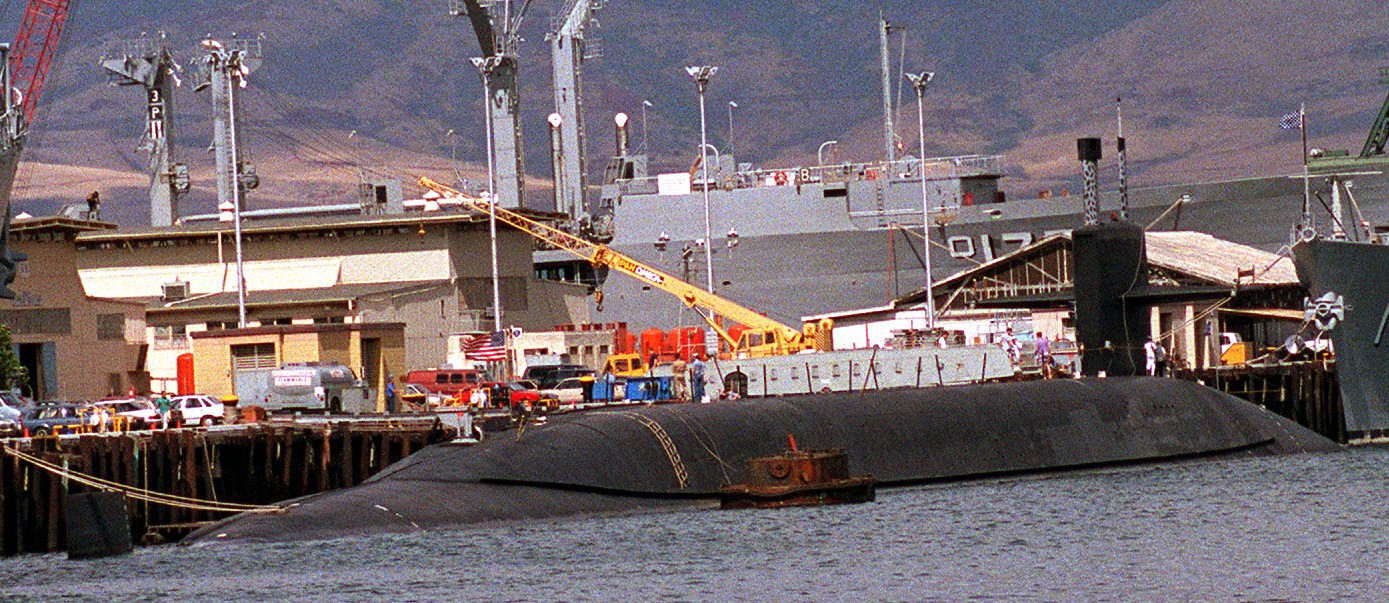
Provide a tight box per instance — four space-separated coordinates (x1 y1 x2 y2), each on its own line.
169 395 226 427
539 377 588 409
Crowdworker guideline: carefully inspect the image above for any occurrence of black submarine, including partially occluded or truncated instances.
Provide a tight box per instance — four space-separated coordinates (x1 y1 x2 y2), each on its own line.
186 378 1336 545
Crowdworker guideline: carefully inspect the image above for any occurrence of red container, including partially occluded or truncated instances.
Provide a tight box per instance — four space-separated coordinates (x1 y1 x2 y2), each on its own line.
176 353 195 395
669 327 706 361
639 328 665 364
614 324 635 355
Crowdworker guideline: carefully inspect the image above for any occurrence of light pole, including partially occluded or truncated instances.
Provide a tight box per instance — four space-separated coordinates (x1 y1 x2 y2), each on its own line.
906 70 936 329
727 100 737 153
686 65 718 294
817 140 838 165
444 128 461 187
472 56 504 339
641 99 652 154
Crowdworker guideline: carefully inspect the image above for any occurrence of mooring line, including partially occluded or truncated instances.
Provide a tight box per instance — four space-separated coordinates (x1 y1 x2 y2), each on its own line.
2 444 278 514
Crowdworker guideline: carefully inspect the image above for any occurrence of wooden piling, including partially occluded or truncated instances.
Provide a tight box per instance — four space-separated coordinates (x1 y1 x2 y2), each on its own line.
0 417 447 556
1174 359 1345 443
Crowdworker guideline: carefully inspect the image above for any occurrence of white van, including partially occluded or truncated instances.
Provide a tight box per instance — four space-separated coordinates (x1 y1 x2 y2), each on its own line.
263 363 375 414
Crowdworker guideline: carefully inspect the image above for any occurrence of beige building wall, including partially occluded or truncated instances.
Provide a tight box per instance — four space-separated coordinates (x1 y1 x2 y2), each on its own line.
0 220 148 399
190 323 405 411
4 213 587 400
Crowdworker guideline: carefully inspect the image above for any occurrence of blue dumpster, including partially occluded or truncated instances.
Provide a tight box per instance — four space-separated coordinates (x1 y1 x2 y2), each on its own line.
625 376 671 402
591 378 623 403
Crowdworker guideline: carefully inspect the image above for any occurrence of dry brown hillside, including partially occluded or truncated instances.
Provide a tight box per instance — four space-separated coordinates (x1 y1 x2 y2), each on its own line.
6 0 1387 223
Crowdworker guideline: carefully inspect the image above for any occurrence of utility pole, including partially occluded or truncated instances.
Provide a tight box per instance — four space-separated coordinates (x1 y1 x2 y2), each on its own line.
196 36 261 327
907 70 935 328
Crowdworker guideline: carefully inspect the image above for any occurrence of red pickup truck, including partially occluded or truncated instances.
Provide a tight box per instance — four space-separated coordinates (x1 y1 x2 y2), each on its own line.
466 381 545 411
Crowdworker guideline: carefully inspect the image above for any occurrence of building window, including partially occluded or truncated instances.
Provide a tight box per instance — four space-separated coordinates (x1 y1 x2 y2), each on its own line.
96 314 125 341
264 318 293 326
205 321 238 331
153 324 189 349
0 308 71 335
231 342 277 370
313 316 345 324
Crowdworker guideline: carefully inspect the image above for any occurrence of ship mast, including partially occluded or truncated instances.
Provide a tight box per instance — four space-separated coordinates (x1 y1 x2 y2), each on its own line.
547 0 601 218
451 0 531 209
101 35 189 227
879 12 896 164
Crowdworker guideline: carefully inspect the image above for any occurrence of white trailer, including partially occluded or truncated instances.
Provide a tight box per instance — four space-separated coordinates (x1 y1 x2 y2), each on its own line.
709 344 1011 399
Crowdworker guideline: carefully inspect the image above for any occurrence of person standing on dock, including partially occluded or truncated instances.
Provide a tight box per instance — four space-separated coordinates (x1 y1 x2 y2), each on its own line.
1154 340 1168 377
385 376 397 413
1034 333 1053 379
154 392 171 428
1001 328 1021 366
672 357 690 401
1144 338 1159 376
691 354 707 402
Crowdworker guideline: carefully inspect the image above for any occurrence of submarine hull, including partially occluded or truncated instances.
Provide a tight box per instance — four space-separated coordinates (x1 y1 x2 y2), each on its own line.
188 378 1336 544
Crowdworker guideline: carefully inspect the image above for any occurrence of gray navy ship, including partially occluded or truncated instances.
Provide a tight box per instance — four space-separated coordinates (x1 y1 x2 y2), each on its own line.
532 13 1389 332
1291 90 1389 437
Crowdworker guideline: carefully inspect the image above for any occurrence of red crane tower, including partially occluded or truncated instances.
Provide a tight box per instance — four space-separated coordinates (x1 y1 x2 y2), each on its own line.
0 0 72 299
7 0 71 125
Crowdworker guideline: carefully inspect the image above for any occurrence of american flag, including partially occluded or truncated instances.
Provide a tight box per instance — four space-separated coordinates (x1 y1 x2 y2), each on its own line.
1279 110 1303 130
462 331 507 361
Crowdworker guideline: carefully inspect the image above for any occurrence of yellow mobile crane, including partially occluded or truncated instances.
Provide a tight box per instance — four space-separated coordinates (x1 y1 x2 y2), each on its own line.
417 177 832 358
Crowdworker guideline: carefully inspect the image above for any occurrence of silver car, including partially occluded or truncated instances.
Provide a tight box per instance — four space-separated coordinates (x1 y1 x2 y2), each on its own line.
0 392 25 435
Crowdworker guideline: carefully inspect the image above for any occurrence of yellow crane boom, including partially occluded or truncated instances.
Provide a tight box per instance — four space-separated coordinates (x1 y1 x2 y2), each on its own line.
417 177 824 356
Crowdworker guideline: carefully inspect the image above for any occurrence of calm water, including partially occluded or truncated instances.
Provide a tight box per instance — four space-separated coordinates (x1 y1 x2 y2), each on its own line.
3 447 1387 602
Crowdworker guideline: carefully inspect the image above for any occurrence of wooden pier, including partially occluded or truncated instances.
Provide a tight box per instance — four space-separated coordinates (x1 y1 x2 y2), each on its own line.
1174 359 1345 443
0 417 450 556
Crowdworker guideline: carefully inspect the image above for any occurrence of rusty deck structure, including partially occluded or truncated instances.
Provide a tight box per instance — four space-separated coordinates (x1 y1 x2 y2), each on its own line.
0 418 450 556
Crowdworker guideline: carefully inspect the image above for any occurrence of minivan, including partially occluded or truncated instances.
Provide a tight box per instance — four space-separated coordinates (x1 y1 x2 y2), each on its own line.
406 368 489 397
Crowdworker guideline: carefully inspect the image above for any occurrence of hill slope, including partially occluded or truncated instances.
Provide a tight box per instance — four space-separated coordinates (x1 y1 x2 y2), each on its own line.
7 0 1388 224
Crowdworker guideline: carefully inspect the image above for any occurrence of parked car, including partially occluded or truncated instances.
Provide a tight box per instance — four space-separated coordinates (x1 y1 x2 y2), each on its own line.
405 368 489 397
22 403 97 436
0 391 33 414
91 398 164 430
0 393 25 435
522 364 595 390
400 383 448 408
168 395 226 427
472 381 543 411
539 377 589 409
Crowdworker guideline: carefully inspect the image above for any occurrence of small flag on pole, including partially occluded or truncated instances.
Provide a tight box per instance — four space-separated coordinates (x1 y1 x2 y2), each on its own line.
1279 110 1304 130
462 331 507 361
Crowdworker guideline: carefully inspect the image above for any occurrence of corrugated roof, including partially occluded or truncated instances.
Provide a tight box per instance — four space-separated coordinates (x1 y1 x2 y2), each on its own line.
146 280 451 312
74 205 566 243
1144 231 1298 286
902 229 1298 310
